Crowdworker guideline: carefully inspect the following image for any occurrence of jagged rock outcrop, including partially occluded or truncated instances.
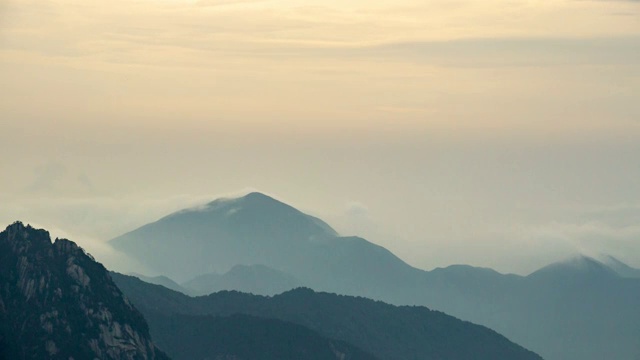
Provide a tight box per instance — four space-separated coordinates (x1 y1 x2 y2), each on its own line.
0 221 169 360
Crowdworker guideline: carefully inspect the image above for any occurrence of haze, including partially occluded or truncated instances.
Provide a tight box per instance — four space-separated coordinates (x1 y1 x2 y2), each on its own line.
1 0 639 274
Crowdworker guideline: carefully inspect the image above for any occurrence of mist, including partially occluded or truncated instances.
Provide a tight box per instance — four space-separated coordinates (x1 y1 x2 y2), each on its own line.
2 0 640 274
2 128 639 274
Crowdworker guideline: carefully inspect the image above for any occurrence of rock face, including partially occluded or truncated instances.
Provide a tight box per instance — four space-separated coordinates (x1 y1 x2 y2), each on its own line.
0 222 169 360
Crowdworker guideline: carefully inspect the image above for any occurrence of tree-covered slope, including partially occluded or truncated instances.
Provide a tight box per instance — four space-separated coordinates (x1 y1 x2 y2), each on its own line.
111 273 543 360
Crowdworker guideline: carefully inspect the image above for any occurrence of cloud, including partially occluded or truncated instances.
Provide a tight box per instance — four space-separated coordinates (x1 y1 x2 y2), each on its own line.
25 162 68 193
0 192 228 274
579 204 640 227
18 220 151 275
196 0 268 7
0 193 216 241
2 0 639 276
3 0 639 70
520 205 640 267
344 201 370 218
358 36 640 67
24 162 97 196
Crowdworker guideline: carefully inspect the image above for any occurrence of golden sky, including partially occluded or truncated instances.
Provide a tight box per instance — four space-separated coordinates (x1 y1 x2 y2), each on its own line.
2 0 639 133
1 0 639 273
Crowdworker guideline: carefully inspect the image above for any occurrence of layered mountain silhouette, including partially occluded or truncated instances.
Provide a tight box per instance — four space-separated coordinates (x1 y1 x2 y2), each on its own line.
110 192 640 360
0 222 169 360
180 264 301 296
129 273 188 294
111 273 543 360
132 264 301 297
0 222 381 360
147 312 378 360
180 272 221 296
526 255 619 283
600 255 640 278
111 192 420 302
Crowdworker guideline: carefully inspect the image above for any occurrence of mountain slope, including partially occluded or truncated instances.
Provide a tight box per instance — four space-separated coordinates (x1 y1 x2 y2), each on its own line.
109 192 640 360
526 255 619 283
508 256 640 360
180 272 221 296
181 264 301 296
111 192 340 282
110 192 423 302
144 311 378 360
130 273 188 294
111 273 543 360
600 255 640 278
0 222 169 360
419 256 640 360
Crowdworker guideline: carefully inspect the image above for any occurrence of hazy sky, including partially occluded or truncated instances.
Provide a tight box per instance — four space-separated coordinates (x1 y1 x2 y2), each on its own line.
1 0 639 274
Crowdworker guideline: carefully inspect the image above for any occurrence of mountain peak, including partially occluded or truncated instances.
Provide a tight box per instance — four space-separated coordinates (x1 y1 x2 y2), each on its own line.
6 220 26 231
560 254 604 268
527 254 618 281
599 255 640 278
206 191 291 211
4 220 53 252
5 220 37 237
243 191 276 201
111 192 338 280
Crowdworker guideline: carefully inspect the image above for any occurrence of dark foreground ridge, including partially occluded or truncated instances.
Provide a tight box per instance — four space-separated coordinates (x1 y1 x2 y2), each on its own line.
112 272 543 360
147 312 378 360
0 222 169 360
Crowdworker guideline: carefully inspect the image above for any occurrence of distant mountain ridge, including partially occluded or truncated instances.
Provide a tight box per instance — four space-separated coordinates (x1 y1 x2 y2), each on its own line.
110 192 422 304
110 192 640 360
600 255 640 278
0 222 168 360
111 272 543 360
129 273 189 294
526 255 619 282
182 264 301 296
133 264 302 297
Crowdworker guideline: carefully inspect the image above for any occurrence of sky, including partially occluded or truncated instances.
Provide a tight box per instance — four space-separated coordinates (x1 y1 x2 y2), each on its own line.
1 0 639 275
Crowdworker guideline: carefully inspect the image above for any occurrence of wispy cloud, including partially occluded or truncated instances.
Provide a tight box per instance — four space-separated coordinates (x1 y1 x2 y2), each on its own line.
359 36 640 67
517 204 640 268
3 0 639 69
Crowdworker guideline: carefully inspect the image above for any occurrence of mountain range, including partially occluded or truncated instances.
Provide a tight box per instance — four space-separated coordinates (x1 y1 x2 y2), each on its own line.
110 272 542 360
180 264 301 296
0 221 543 360
111 192 640 360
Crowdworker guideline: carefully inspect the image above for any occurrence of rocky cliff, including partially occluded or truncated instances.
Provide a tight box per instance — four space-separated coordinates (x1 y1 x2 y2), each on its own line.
0 221 169 360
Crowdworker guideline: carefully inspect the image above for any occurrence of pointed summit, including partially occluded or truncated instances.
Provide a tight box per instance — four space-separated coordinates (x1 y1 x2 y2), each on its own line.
110 192 338 281
242 191 278 202
165 191 337 237
3 221 53 252
204 191 281 208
